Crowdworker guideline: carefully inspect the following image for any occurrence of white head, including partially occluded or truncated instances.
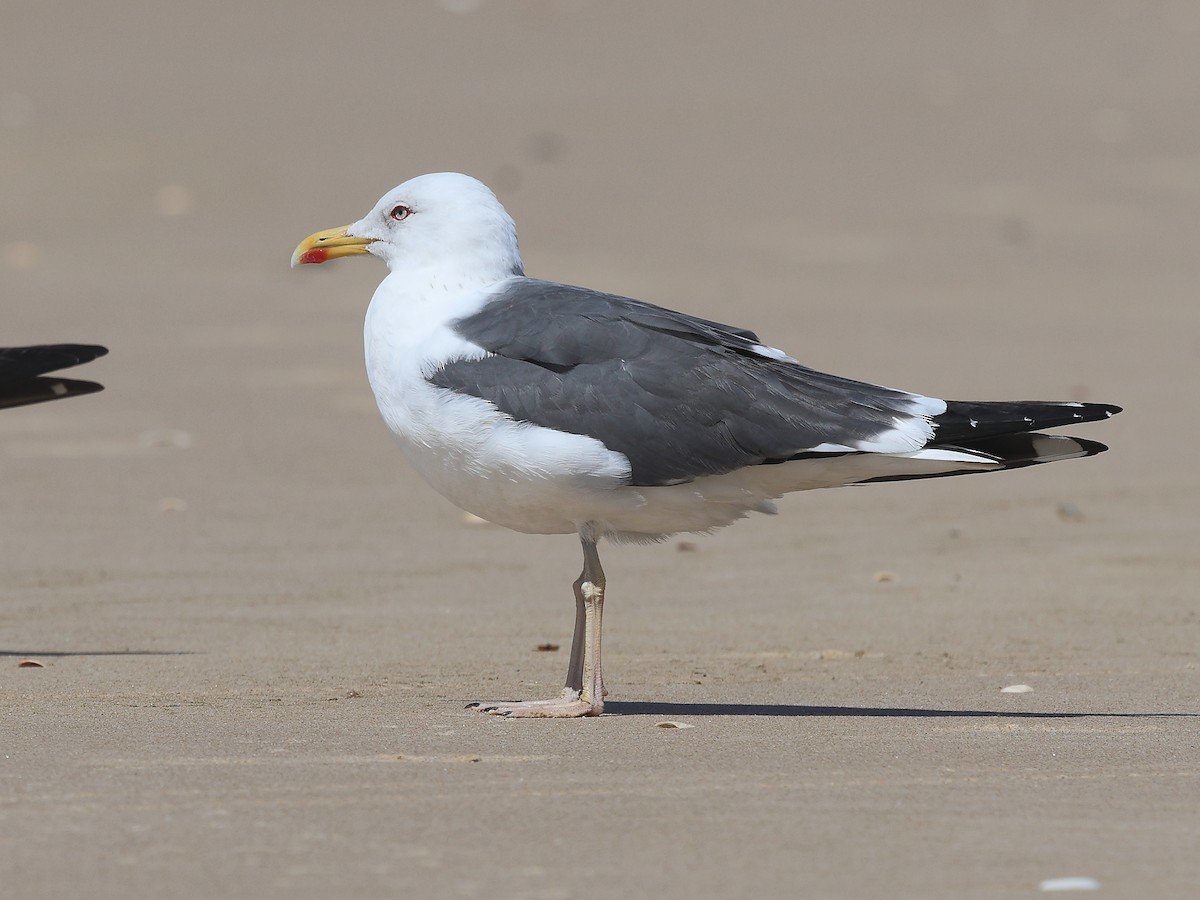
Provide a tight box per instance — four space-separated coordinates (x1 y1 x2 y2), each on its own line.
292 172 524 285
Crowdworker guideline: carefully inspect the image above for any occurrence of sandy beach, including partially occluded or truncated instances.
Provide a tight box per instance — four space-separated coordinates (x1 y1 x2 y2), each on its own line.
2 3 1197 897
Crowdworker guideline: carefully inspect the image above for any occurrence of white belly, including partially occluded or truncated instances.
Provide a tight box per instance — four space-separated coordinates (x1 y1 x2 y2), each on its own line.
383 385 636 534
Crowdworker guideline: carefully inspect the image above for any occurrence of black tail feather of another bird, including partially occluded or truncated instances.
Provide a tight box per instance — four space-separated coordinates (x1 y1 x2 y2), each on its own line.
0 344 108 410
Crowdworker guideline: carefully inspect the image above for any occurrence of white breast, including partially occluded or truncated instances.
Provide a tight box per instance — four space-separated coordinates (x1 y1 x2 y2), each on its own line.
363 274 633 534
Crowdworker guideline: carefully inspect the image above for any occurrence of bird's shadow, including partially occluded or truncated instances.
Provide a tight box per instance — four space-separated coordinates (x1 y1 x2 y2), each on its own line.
604 701 1198 720
1 649 196 658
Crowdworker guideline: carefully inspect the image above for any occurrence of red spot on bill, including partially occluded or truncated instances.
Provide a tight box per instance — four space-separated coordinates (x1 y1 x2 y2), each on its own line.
296 247 330 265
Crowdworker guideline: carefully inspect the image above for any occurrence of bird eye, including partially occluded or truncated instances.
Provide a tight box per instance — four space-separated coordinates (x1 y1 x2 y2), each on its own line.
389 204 412 222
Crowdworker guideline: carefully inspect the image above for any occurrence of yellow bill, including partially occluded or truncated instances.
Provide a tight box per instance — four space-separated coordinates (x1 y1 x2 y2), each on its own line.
290 226 375 267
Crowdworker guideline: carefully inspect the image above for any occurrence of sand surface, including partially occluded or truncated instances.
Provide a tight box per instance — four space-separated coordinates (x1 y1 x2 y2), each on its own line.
2 3 1198 897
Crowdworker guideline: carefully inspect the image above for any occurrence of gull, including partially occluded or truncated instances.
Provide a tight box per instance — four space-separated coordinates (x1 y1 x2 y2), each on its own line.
0 344 108 410
292 173 1119 718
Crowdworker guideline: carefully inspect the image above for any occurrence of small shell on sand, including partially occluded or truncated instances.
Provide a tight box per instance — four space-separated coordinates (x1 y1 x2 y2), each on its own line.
1039 876 1099 892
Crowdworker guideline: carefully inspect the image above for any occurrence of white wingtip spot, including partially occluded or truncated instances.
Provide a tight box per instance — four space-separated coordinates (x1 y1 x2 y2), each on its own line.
750 343 797 363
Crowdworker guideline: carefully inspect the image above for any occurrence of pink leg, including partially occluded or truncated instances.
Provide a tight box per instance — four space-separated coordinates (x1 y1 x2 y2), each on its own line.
469 537 606 718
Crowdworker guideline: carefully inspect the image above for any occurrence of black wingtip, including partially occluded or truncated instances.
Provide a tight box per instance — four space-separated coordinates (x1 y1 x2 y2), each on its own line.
933 399 1122 445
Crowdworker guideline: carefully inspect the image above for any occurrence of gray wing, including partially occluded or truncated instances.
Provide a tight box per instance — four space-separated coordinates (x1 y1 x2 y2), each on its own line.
428 280 934 486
